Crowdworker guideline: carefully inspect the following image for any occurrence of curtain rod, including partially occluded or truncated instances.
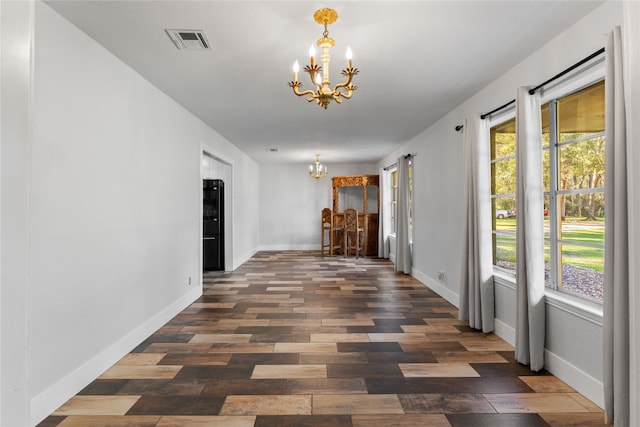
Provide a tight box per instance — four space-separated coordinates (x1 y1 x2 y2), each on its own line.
383 153 415 170
454 47 605 130
528 47 604 95
480 99 516 120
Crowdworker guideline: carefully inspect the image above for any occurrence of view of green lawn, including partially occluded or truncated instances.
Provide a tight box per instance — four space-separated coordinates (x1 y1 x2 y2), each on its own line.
494 217 604 272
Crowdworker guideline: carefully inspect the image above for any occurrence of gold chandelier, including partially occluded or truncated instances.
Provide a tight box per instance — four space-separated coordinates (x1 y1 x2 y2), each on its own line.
288 8 358 110
309 154 328 179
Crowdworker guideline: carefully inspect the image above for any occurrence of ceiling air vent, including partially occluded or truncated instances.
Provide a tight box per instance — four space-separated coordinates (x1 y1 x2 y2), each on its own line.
165 29 211 50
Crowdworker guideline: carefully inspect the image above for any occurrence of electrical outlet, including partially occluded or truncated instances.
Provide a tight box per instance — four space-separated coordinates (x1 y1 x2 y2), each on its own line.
437 271 445 281
312 234 317 242
188 276 192 286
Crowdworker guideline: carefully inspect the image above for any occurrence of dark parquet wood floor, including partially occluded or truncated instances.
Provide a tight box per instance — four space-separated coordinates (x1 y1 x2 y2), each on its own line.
40 251 606 426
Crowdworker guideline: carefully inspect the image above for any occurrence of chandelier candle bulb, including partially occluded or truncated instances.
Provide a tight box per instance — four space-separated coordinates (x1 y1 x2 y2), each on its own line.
346 46 353 67
309 45 316 65
293 60 300 81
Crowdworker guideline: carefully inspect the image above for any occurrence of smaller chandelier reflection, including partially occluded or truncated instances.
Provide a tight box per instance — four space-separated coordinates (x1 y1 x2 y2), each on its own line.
309 154 328 179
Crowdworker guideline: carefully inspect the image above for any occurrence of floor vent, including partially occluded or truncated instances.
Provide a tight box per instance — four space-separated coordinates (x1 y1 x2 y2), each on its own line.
165 29 211 50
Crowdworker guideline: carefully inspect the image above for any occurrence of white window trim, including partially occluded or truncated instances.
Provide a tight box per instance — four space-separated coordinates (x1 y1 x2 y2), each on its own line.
493 270 603 325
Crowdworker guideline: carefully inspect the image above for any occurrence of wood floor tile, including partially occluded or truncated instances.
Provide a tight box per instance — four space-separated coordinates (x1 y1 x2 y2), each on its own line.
322 319 375 327
159 353 231 366
328 363 403 378
366 377 533 394
251 364 327 379
99 365 182 380
352 414 452 426
254 415 352 427
434 351 509 364
310 333 370 343
38 251 602 426
298 352 367 364
190 334 252 344
117 379 206 396
446 413 551 427
274 342 337 353
368 333 427 342
484 393 590 413
53 396 141 416
208 343 275 353
78 379 128 395
540 412 608 426
116 353 166 366
312 394 404 415
285 378 367 394
399 393 495 414
399 363 480 378
127 395 225 415
201 379 287 396
220 395 312 416
55 415 160 426
519 375 576 392
568 393 603 412
156 416 256 427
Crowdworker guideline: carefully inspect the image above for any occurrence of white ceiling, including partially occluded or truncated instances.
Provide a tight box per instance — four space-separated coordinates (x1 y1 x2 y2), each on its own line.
44 0 604 164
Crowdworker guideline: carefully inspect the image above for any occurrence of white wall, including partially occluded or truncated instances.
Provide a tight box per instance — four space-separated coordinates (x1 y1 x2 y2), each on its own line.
1 1 34 425
259 163 377 250
377 0 623 408
0 2 262 424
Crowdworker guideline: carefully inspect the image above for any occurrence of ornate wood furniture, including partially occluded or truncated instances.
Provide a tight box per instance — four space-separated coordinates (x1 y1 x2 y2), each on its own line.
332 174 379 256
321 208 343 256
343 208 365 258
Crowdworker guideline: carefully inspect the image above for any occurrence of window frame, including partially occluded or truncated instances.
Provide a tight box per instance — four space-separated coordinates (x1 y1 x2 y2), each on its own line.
489 111 517 277
390 168 398 234
488 60 606 311
542 80 605 302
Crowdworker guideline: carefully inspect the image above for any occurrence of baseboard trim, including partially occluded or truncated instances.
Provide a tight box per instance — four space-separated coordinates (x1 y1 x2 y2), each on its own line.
30 287 201 426
411 268 459 308
233 247 258 270
493 319 603 409
494 318 516 346
544 349 604 409
258 245 319 251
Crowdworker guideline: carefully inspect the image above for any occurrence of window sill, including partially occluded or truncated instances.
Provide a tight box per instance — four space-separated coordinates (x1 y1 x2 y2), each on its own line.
492 267 603 327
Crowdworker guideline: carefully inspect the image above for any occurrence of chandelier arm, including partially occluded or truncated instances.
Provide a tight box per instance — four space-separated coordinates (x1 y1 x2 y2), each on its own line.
290 84 316 99
334 67 358 90
336 90 353 100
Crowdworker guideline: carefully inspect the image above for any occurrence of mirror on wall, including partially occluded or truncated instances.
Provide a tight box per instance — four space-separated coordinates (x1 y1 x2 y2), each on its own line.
366 185 378 213
338 186 365 212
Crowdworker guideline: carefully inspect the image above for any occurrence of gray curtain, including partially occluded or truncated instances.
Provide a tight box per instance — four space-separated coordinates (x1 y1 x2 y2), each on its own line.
395 156 411 274
379 166 390 258
514 86 546 372
458 114 495 332
603 26 630 426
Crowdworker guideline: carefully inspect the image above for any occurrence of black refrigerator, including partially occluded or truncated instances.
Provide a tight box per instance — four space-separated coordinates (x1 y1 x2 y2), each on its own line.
203 179 224 271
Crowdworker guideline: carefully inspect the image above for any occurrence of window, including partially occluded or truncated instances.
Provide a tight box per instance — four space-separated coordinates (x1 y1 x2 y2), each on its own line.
391 169 398 233
491 117 517 274
489 80 605 303
388 160 413 237
542 80 605 302
408 159 413 238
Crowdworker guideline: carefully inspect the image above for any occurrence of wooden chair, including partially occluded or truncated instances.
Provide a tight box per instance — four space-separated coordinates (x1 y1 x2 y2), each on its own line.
343 208 365 258
321 208 342 256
